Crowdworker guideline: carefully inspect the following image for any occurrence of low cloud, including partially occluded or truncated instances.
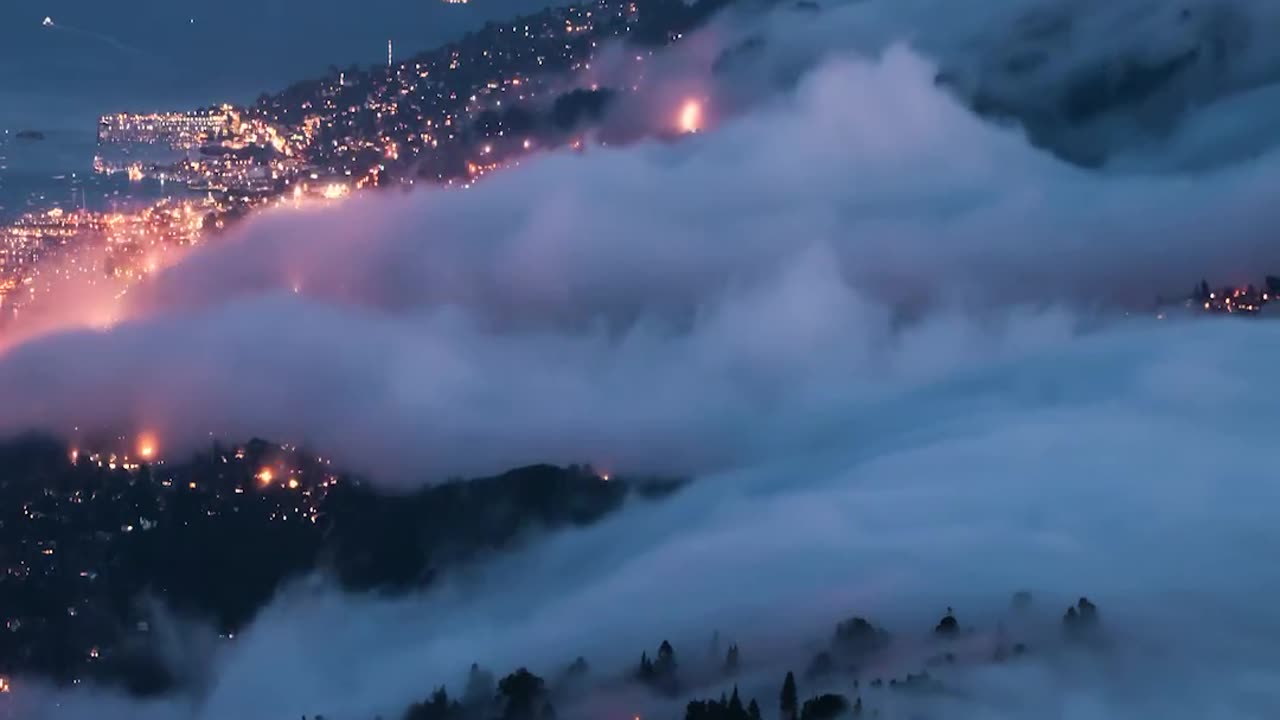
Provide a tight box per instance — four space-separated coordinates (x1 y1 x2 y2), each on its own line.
3 45 1280 480
6 7 1280 718
18 319 1280 720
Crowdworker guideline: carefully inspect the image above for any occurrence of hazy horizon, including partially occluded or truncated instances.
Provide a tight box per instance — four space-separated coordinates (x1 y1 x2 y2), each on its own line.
0 0 563 130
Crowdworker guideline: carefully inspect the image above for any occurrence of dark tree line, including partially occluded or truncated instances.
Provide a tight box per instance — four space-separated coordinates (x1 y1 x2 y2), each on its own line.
0 434 683 694
393 594 1107 720
404 667 556 720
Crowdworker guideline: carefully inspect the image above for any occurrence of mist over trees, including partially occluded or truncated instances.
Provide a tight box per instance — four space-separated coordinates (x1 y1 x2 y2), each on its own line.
0 434 684 694
392 595 1113 720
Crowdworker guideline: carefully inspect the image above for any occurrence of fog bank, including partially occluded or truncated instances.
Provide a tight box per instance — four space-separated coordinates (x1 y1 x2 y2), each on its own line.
3 47 1280 481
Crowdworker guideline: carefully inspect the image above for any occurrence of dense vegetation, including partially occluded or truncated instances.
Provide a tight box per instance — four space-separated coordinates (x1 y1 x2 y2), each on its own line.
391 598 1104 720
0 434 682 694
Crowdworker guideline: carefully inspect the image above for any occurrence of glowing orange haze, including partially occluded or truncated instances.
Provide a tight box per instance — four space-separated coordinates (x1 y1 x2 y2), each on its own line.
136 432 158 460
678 99 703 134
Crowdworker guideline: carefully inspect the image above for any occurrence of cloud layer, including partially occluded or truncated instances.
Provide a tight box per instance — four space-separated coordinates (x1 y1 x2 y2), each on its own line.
4 40 1280 480
6 4 1280 718
20 317 1280 720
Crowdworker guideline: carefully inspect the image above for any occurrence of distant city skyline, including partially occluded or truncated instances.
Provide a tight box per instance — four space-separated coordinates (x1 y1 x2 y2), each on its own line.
0 0 561 129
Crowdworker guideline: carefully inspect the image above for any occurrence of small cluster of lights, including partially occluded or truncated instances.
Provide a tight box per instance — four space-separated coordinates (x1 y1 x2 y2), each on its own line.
1194 284 1276 315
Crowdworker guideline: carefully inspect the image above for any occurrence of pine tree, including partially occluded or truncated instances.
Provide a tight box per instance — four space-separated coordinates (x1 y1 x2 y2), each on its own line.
463 663 495 709
637 652 655 682
1077 597 1098 625
728 686 745 718
780 671 798 720
747 699 762 720
724 643 740 676
655 640 679 691
657 640 677 673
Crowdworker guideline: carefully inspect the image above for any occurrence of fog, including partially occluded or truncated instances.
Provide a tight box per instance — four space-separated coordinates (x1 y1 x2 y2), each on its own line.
19 318 1280 720
5 1 1280 718
703 0 1280 169
3 42 1280 478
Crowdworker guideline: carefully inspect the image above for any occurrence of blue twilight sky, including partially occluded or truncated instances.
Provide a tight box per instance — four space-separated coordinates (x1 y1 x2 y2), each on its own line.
0 0 557 130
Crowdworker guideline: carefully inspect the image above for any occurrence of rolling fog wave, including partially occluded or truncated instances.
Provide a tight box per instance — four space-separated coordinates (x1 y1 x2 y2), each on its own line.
5 3 1280 719
701 0 1280 170
3 46 1280 480
22 319 1280 720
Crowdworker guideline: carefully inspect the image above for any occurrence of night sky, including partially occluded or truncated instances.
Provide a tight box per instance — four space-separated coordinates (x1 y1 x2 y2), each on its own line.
0 0 558 129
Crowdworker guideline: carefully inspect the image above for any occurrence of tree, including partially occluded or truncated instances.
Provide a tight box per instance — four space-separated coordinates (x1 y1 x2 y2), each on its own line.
651 640 680 695
804 651 833 680
463 663 495 708
728 686 745 717
1077 597 1098 624
563 656 589 679
496 668 549 720
637 652 655 682
723 643 739 676
657 640 677 673
684 700 717 720
934 608 959 637
780 671 798 720
1064 597 1101 640
799 694 848 720
832 616 889 658
403 687 460 720
682 690 756 720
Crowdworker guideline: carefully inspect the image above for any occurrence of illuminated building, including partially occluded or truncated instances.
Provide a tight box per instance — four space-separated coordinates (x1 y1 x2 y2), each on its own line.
97 110 231 148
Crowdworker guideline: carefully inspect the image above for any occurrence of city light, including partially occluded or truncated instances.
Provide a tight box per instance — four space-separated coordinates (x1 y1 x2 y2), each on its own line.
678 98 702 134
137 433 158 461
321 183 350 200
4 0 667 338
257 468 274 485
